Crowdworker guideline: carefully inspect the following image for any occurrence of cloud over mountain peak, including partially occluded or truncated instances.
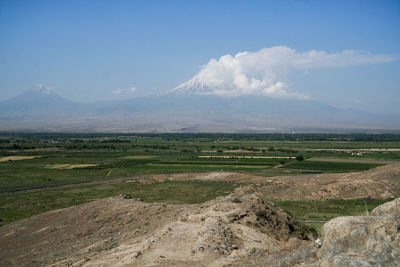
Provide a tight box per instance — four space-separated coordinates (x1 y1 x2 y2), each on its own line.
30 84 54 94
172 46 396 98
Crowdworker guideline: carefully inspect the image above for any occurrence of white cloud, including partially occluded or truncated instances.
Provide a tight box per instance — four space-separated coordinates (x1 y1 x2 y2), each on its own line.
173 46 396 98
32 84 53 94
111 87 137 95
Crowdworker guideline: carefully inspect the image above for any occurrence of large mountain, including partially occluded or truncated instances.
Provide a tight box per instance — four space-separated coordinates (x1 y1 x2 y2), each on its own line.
0 86 399 132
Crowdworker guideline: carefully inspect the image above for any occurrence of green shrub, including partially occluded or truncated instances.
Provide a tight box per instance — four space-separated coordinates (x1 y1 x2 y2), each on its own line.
256 210 268 220
232 197 242 203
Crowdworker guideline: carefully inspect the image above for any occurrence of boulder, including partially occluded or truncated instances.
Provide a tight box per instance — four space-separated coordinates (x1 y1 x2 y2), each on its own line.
311 198 400 266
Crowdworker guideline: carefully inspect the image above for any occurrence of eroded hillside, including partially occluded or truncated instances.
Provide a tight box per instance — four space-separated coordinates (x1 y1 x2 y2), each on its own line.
1 186 316 266
1 162 400 266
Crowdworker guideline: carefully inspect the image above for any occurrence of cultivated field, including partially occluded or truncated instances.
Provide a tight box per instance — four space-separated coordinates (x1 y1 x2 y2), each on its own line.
1 133 400 231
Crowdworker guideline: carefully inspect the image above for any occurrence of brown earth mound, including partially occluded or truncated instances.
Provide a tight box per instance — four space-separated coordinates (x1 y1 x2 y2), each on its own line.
0 187 315 266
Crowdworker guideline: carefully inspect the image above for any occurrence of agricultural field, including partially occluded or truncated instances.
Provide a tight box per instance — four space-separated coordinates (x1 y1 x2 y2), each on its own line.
1 133 400 231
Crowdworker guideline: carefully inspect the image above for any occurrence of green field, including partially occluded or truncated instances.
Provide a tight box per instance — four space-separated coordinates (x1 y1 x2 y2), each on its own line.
1 133 399 229
1 133 396 193
0 180 237 226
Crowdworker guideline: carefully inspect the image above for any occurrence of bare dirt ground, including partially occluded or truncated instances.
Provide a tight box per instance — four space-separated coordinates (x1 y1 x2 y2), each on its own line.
1 162 400 266
256 162 400 200
0 187 314 267
45 164 99 169
0 156 38 162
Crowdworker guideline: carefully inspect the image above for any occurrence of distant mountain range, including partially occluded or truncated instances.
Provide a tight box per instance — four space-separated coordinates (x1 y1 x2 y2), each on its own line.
0 85 399 132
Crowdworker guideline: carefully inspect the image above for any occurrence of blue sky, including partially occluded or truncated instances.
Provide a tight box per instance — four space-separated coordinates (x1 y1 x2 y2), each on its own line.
0 0 399 114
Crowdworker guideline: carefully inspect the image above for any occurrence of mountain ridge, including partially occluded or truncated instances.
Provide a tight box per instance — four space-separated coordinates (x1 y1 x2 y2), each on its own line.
0 87 399 132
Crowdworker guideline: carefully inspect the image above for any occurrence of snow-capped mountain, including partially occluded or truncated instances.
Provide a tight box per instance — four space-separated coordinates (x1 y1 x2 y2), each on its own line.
169 75 211 95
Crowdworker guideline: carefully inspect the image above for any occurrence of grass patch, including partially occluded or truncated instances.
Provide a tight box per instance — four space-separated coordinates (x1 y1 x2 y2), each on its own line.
0 180 237 226
274 198 392 234
156 160 277 166
197 156 294 159
304 222 324 234
122 155 156 159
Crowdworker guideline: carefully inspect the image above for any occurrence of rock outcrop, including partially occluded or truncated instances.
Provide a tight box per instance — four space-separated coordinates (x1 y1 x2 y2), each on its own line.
310 198 400 266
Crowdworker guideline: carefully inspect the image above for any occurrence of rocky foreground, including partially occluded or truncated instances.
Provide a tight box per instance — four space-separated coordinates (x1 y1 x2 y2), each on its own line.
1 186 399 266
312 198 400 266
